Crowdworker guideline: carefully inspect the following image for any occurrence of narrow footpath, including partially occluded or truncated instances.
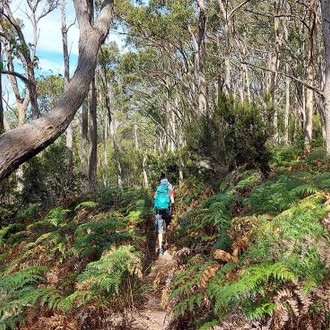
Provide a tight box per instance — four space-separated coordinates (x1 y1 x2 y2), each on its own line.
131 249 176 329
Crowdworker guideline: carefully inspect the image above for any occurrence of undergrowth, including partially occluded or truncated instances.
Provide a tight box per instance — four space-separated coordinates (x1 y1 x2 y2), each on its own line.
3 147 330 329
0 187 151 329
168 147 330 330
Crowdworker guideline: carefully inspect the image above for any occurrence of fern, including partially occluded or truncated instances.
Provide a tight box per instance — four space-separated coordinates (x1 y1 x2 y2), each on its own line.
209 262 295 315
58 245 142 312
74 201 98 211
234 175 258 190
199 318 219 330
0 266 62 327
171 259 219 317
71 217 131 258
45 207 70 227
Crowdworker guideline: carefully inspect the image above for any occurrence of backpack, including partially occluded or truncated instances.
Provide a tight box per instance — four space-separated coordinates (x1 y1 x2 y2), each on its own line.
154 185 170 209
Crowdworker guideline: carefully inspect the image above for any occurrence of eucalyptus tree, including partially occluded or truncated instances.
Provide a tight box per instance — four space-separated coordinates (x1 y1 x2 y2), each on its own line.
1 0 59 123
0 1 4 134
320 0 330 155
98 42 123 188
61 0 74 172
0 0 114 182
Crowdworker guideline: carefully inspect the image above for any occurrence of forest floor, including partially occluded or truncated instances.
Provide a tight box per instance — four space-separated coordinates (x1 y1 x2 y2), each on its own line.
112 218 178 330
130 249 176 330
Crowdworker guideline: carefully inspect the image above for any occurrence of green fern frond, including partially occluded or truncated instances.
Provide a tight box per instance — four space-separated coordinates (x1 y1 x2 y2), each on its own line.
74 201 98 211
0 267 56 324
0 266 48 292
245 302 276 320
59 245 141 312
209 262 295 312
290 184 318 198
234 175 258 190
45 207 70 227
199 319 219 330
72 217 131 256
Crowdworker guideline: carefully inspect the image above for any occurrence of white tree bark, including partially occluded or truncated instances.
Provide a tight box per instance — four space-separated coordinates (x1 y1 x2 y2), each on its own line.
320 0 330 155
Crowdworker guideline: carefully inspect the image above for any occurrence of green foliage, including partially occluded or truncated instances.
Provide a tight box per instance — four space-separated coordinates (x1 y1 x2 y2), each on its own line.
209 262 295 314
270 146 302 168
72 216 131 259
171 257 217 324
186 94 270 178
37 74 64 115
305 149 329 165
0 266 62 328
244 172 318 214
58 245 142 312
45 207 70 227
74 201 98 211
0 223 25 248
20 138 82 211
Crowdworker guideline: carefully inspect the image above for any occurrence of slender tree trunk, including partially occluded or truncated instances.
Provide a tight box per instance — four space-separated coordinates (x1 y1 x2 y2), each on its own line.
284 63 290 145
3 0 39 119
218 0 232 92
81 99 89 190
268 3 282 145
320 0 330 155
189 0 207 116
109 118 123 188
4 48 29 125
99 50 123 188
0 7 4 134
134 119 139 150
143 153 148 188
283 23 290 145
304 0 316 152
103 114 109 186
88 78 98 191
61 0 73 172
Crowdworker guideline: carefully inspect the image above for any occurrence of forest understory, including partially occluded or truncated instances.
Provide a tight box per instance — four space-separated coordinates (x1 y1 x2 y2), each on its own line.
2 147 330 329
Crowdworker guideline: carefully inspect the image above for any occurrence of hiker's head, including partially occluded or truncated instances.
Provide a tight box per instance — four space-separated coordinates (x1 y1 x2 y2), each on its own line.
160 178 169 185
160 172 167 180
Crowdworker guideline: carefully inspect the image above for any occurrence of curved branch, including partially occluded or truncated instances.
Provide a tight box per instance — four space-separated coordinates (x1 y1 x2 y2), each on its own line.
1 70 30 85
0 0 114 181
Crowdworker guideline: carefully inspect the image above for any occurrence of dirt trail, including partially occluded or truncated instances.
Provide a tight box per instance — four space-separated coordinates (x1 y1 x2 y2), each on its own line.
131 249 176 330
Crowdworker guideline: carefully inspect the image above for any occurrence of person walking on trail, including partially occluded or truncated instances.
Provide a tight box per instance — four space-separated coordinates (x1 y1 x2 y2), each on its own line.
154 176 174 256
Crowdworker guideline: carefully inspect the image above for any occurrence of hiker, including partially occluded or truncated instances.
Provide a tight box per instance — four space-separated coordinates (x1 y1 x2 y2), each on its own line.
154 175 174 255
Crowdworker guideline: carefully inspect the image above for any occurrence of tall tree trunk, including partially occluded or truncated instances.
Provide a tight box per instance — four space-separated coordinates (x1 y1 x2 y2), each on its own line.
109 118 123 188
4 48 29 125
87 0 98 192
304 0 316 152
320 0 330 155
88 78 98 191
268 2 282 145
0 5 4 134
283 23 290 145
103 114 109 187
81 99 89 191
218 0 232 92
189 0 208 116
284 63 290 145
61 0 73 171
143 153 148 188
3 0 39 119
99 49 123 188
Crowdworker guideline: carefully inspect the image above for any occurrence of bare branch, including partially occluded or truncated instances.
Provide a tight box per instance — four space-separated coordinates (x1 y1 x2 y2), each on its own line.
1 70 30 85
241 61 323 96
